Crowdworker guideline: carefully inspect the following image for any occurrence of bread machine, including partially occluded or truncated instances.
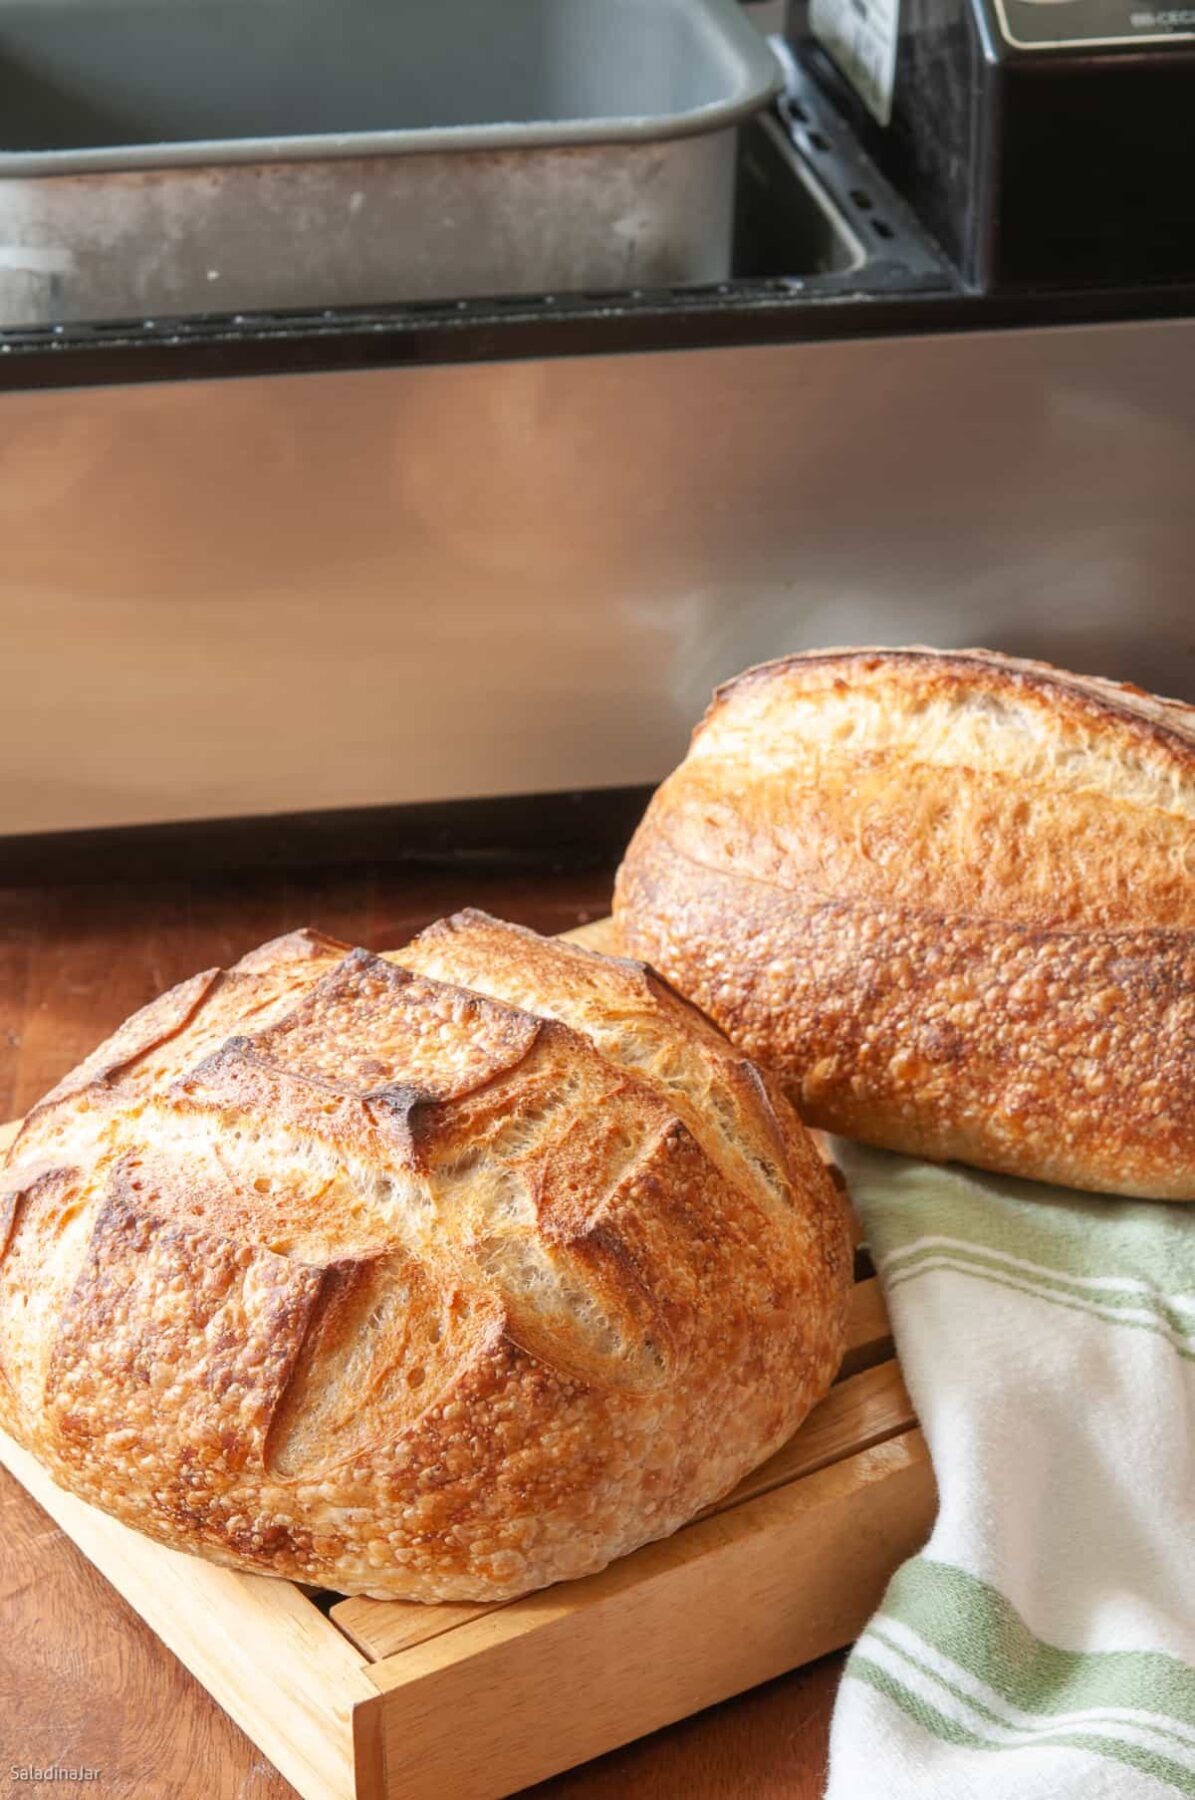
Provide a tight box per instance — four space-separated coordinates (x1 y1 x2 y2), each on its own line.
0 0 1191 860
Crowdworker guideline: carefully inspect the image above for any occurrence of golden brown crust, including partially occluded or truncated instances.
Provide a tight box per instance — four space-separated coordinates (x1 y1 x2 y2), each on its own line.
0 915 849 1600
614 647 1195 1199
714 645 1195 756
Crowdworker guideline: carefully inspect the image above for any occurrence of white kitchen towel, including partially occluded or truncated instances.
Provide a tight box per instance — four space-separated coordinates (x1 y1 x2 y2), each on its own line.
825 1142 1195 1800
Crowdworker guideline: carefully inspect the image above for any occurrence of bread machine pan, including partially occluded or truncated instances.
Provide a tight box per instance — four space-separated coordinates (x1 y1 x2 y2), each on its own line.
0 0 781 327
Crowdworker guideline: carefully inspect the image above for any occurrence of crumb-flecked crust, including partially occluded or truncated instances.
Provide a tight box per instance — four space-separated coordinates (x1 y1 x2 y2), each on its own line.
0 913 850 1600
614 647 1195 1199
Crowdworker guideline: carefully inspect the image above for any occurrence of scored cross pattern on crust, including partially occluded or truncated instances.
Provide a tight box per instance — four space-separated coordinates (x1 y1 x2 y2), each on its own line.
0 911 850 1603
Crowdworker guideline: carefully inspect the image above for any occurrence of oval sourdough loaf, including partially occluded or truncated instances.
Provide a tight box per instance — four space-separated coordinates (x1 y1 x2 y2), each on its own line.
0 910 850 1600
615 647 1195 1199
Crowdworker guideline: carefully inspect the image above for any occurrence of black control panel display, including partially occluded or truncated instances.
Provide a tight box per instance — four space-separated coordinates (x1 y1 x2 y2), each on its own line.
995 0 1195 47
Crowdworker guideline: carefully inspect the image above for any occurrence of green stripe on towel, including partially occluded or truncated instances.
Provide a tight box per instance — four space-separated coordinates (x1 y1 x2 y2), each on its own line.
850 1654 1195 1796
881 1247 1195 1358
878 1559 1195 1731
833 1147 1195 1292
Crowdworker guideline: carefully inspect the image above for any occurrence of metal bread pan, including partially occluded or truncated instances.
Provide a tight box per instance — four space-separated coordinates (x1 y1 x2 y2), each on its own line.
0 0 781 325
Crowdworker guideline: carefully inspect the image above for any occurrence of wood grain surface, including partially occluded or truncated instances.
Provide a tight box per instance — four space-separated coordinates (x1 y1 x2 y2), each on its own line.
0 855 847 1800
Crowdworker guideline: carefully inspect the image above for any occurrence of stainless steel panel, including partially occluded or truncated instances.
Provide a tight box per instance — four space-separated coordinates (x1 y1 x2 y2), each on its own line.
0 0 778 324
1 315 1192 836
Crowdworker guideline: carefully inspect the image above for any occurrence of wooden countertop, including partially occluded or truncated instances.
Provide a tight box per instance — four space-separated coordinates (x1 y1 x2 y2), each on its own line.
0 853 842 1800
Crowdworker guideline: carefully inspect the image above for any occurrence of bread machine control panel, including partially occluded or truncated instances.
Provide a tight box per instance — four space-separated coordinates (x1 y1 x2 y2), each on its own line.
995 0 1195 49
788 0 1195 291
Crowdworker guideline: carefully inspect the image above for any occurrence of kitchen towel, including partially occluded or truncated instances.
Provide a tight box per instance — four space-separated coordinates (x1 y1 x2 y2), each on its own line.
825 1143 1195 1799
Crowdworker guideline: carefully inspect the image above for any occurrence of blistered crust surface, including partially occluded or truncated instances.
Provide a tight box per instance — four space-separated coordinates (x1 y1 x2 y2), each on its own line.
615 647 1195 1199
0 918 850 1600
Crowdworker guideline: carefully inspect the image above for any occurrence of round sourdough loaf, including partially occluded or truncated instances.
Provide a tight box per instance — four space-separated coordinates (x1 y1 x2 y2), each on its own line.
0 911 850 1600
614 646 1195 1199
